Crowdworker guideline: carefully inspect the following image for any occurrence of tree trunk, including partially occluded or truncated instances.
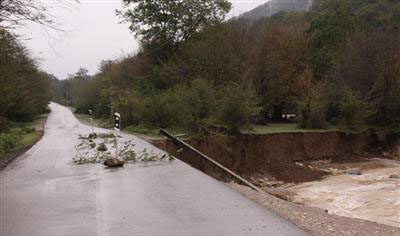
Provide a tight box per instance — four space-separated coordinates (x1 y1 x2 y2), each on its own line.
271 105 284 121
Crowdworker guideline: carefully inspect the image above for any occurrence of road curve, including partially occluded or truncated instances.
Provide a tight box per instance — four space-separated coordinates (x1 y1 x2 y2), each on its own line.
0 103 308 236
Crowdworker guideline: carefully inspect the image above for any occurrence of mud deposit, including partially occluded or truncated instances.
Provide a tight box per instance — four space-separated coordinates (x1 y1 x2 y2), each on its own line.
289 158 400 228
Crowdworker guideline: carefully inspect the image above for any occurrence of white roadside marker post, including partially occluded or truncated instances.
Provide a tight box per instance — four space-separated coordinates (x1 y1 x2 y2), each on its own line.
88 109 94 135
114 112 121 157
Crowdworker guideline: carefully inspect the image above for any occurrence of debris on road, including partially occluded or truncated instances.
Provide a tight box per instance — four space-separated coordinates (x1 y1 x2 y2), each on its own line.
73 132 174 165
96 143 107 152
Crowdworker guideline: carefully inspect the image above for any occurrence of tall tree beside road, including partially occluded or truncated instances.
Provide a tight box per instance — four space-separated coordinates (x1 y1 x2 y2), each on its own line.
117 0 232 44
56 0 400 134
0 0 80 129
0 0 79 29
0 29 52 125
117 0 231 62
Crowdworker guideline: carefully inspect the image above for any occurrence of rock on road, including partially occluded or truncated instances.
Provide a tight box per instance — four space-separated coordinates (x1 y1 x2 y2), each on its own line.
0 103 308 236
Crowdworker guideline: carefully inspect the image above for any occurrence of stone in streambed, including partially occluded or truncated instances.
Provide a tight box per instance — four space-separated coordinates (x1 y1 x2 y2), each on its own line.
389 174 399 179
347 168 362 175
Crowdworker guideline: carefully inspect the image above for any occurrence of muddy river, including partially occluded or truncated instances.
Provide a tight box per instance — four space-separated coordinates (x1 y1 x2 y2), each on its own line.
288 159 400 228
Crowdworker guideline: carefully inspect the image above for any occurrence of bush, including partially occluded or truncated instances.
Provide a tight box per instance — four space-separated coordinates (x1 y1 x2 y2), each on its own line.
218 83 259 134
111 90 145 127
174 79 218 132
143 79 218 132
297 101 327 129
338 89 375 131
0 131 21 155
143 93 176 128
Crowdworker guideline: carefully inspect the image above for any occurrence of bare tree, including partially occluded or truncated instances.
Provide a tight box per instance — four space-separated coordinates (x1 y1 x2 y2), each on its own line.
0 0 79 29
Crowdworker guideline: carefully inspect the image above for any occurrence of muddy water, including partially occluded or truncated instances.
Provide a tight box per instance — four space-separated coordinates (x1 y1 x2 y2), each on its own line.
289 159 400 227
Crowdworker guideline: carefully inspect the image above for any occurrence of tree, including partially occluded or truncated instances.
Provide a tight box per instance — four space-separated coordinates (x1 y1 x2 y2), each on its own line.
0 29 52 122
218 83 259 134
306 0 356 81
337 89 375 131
333 31 400 130
296 70 328 129
74 67 90 80
117 0 231 44
252 13 308 122
0 0 79 29
165 23 245 86
349 0 400 32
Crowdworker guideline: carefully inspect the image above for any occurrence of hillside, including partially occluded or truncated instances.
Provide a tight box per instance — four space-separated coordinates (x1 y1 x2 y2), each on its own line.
240 0 313 20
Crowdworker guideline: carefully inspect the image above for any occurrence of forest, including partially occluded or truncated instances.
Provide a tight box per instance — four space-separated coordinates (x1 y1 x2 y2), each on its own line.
53 0 400 135
0 0 54 155
4 0 400 138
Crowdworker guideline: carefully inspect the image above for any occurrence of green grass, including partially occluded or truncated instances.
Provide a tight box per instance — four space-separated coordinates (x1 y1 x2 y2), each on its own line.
20 131 42 147
74 113 112 129
0 114 47 159
244 123 340 134
124 125 162 139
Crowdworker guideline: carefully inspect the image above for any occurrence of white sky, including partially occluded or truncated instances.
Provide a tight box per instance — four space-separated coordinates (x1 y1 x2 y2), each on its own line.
16 0 269 79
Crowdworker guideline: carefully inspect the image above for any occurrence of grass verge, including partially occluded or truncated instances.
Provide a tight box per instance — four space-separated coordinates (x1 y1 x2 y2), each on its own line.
0 113 48 169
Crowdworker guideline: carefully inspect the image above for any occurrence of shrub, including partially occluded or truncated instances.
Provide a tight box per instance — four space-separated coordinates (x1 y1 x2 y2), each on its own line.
174 79 217 132
111 90 145 127
0 131 21 155
218 83 259 134
338 89 375 131
143 78 218 132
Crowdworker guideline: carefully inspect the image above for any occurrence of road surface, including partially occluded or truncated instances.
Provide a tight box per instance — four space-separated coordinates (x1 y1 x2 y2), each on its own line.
0 103 308 236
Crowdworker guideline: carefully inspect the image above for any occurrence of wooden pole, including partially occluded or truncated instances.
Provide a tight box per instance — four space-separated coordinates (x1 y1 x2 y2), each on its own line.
159 129 262 192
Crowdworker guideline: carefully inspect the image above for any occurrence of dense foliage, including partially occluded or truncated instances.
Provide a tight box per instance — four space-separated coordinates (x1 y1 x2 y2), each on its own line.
0 29 52 131
54 0 400 134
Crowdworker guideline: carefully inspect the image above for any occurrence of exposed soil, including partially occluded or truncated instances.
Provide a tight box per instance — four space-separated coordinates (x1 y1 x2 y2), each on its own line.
152 131 378 185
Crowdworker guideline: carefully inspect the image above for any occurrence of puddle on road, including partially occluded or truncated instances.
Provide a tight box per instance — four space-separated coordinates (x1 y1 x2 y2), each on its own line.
288 159 400 228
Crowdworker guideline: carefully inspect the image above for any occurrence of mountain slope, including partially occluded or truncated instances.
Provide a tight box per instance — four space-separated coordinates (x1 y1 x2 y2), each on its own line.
240 0 313 20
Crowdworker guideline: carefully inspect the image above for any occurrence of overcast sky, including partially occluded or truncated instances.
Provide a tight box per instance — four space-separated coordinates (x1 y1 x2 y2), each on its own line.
17 0 269 79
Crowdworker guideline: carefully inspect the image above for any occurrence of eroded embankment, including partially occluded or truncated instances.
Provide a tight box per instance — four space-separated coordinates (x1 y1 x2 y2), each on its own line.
152 131 376 184
153 131 400 229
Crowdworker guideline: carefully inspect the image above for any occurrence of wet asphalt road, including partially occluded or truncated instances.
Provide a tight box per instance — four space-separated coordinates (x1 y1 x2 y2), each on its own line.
0 103 308 236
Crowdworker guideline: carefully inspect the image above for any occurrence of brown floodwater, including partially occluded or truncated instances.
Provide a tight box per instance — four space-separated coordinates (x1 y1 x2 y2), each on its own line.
289 158 400 228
